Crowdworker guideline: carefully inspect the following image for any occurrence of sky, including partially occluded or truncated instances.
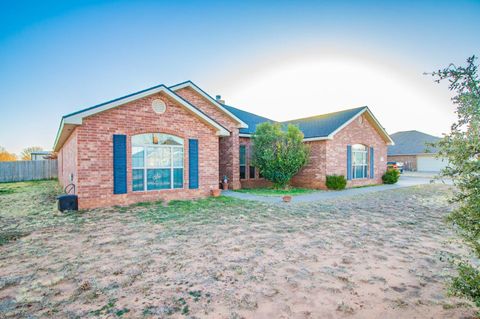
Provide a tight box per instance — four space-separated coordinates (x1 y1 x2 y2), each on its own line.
0 0 479 154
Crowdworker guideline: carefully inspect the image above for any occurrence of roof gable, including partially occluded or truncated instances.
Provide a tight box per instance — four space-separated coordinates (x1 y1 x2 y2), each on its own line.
282 107 367 139
169 81 248 128
388 130 440 155
54 84 229 151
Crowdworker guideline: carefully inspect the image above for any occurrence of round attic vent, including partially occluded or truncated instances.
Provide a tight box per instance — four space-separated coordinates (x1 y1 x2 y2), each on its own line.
152 99 166 114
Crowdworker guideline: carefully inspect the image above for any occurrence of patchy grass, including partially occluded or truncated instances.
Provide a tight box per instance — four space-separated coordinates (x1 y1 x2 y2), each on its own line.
0 180 87 240
0 181 476 318
235 186 317 196
135 196 257 225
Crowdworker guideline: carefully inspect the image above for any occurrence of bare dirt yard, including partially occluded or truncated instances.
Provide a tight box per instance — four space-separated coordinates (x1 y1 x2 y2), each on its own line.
0 180 476 318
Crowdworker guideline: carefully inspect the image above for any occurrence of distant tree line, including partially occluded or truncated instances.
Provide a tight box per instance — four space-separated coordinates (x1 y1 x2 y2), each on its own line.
0 146 44 161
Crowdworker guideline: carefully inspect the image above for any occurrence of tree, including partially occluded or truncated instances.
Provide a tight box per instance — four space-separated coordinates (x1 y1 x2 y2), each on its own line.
0 146 17 162
431 56 480 308
251 122 309 189
20 146 43 160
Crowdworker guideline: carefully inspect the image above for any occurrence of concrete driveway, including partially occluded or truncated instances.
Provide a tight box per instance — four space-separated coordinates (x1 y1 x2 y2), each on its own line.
223 175 452 204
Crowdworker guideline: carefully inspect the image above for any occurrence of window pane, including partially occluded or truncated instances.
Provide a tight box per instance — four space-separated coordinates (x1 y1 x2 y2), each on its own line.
354 165 365 179
132 169 144 191
240 166 246 179
353 152 361 165
239 145 246 165
172 148 183 167
352 144 367 151
132 133 183 146
249 166 255 179
147 147 171 168
132 147 144 168
173 168 183 188
132 134 152 145
158 134 183 145
147 169 171 190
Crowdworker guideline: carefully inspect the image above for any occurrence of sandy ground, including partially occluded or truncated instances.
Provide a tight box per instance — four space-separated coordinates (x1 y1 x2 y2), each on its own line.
0 181 476 318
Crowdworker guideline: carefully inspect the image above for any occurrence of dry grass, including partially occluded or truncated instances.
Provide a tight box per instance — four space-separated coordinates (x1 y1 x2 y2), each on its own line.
0 180 476 318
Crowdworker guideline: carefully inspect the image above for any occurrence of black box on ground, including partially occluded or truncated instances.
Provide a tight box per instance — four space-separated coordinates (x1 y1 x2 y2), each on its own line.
57 194 78 212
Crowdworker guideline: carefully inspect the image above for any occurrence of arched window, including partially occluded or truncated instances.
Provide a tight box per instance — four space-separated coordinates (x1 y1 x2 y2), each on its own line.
352 144 368 179
131 133 184 191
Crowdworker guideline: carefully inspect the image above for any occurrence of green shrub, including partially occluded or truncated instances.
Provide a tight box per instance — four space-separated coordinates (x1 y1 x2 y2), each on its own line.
252 122 309 189
326 175 347 190
382 169 400 184
450 262 480 308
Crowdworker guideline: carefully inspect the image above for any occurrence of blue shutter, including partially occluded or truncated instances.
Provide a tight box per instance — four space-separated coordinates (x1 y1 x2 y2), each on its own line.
113 134 127 194
370 147 374 179
189 139 199 189
346 145 352 180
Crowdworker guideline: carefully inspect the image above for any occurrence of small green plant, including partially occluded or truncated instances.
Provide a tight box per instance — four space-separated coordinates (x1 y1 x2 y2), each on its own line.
450 262 480 308
382 169 400 184
326 175 347 190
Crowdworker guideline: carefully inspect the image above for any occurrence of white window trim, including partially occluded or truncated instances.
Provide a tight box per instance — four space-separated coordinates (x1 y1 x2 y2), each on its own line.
132 142 184 191
352 146 368 180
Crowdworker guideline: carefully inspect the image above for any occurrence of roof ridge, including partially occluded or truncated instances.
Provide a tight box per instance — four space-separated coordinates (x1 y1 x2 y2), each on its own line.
281 106 367 123
391 130 441 139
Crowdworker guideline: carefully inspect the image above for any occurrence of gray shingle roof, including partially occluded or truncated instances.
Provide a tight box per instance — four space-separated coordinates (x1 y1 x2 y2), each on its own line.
281 107 367 139
222 104 276 135
222 104 368 139
388 130 440 155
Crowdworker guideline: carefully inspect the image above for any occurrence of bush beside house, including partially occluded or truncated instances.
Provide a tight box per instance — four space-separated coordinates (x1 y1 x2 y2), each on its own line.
382 168 400 184
252 122 309 189
326 175 347 190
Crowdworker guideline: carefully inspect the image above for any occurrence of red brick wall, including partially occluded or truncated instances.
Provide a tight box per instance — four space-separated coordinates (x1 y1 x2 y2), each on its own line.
70 92 219 209
291 140 328 189
57 128 78 190
325 113 387 187
175 87 241 189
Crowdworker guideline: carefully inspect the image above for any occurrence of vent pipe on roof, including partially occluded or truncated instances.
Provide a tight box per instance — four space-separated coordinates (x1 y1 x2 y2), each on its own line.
215 95 225 104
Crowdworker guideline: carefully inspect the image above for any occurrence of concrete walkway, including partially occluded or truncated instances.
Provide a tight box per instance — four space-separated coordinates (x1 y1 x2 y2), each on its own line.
223 175 451 204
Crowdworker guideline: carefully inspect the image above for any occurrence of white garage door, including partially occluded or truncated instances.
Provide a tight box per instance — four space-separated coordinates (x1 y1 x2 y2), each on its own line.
417 155 448 172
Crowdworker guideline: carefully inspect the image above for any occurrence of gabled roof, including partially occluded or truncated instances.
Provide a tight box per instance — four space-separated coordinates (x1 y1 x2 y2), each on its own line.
282 107 367 139
222 104 276 135
53 84 230 152
388 130 440 155
229 105 394 145
169 81 248 128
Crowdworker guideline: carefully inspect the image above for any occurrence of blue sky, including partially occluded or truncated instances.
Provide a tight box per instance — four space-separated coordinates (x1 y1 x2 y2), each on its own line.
0 0 479 154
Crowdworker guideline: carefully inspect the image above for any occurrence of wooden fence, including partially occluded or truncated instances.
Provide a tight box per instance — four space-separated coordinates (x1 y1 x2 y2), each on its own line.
0 160 58 182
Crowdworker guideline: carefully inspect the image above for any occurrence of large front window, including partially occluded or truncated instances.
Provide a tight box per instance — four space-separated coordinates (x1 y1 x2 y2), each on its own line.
352 144 368 179
132 133 184 191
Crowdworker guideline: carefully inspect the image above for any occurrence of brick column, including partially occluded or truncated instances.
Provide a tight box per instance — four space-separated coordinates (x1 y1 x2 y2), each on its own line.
219 129 241 189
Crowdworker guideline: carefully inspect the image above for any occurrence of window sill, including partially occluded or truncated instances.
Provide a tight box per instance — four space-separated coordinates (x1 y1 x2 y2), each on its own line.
132 187 185 193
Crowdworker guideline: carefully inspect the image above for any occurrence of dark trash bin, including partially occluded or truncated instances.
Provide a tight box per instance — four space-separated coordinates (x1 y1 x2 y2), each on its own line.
57 194 78 212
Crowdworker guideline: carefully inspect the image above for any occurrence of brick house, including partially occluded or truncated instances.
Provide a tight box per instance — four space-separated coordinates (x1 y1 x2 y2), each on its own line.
54 81 393 209
387 130 447 172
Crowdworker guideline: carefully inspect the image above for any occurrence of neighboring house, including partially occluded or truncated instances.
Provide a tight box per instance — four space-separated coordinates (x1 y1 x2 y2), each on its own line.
30 151 52 160
54 81 393 209
387 130 447 172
